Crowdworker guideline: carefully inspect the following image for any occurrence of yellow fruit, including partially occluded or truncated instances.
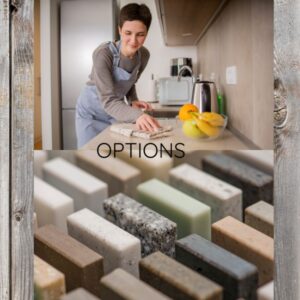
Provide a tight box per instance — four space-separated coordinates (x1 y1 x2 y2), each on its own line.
199 112 224 127
182 119 205 138
179 104 199 121
193 117 220 137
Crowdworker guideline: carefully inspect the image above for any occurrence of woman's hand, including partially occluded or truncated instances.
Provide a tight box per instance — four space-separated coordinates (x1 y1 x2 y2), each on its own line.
136 113 161 132
132 100 153 111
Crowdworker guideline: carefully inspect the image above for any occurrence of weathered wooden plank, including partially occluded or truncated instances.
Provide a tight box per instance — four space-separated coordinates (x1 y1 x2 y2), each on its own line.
0 1 10 299
274 0 300 299
10 0 34 299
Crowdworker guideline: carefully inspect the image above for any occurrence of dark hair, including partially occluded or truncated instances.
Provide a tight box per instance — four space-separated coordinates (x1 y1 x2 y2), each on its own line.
119 3 152 30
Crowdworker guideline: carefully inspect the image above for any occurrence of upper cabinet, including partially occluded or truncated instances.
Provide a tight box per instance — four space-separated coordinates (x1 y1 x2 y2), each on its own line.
155 0 227 46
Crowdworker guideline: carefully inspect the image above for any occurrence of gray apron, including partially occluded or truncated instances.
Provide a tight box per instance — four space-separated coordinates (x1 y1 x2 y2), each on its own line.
76 41 141 148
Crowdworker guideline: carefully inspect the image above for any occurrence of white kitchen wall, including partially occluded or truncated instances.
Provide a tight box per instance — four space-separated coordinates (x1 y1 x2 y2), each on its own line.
120 0 198 102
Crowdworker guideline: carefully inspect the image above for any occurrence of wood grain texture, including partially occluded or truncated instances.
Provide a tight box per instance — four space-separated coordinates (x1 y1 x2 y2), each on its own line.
0 1 10 299
11 0 34 299
274 0 300 299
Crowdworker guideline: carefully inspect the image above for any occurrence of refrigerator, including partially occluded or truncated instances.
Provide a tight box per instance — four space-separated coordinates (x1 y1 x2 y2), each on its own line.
60 0 117 149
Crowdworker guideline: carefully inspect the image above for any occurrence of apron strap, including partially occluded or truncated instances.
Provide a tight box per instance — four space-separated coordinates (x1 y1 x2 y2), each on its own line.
109 41 121 68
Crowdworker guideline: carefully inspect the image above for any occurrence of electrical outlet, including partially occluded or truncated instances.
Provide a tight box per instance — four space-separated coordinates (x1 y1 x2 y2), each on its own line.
226 66 237 85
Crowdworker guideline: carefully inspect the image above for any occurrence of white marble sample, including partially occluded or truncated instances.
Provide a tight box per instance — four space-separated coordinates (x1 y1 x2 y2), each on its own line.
257 281 273 299
34 151 48 178
170 164 242 222
42 158 108 215
34 176 74 233
116 149 173 182
225 150 274 175
67 208 141 277
75 150 141 198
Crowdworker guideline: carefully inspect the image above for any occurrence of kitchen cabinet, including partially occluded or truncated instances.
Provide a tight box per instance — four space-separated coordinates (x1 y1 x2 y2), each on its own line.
155 0 227 46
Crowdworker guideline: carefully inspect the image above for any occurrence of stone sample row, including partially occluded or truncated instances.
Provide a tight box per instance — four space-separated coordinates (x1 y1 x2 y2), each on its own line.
212 216 274 285
175 234 258 300
34 224 103 297
137 178 211 239
140 251 223 300
170 164 242 222
202 153 273 211
67 208 141 277
43 158 108 215
103 193 177 257
245 201 274 237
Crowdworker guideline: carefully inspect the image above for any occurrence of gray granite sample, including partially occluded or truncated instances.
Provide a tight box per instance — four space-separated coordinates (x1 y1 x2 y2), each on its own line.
61 288 100 300
103 193 177 257
175 234 258 300
140 251 223 300
100 268 171 300
202 153 273 211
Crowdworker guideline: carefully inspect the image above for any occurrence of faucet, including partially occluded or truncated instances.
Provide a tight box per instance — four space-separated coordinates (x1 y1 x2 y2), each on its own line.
177 65 193 82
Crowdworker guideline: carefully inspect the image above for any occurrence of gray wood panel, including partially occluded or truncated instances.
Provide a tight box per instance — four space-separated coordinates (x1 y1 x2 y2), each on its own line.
274 0 300 299
0 1 10 299
10 0 34 299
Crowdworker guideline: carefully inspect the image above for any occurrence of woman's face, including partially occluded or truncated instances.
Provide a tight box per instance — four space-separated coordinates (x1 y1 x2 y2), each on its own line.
119 20 148 57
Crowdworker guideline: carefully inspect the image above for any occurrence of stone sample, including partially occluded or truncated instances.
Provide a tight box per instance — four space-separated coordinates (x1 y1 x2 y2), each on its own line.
212 216 274 285
100 268 171 300
103 193 177 257
140 251 223 300
75 150 141 198
245 201 274 237
34 151 48 178
137 179 211 239
175 234 258 300
61 288 100 300
34 255 66 300
67 208 141 276
34 176 74 232
34 224 103 297
170 163 242 222
202 153 273 211
115 149 173 182
33 212 38 232
257 281 273 300
42 158 108 215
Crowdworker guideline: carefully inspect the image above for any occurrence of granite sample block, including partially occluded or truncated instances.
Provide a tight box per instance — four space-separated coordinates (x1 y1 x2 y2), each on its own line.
34 255 66 300
75 150 141 198
116 150 173 182
257 281 273 300
245 201 274 237
170 164 242 222
34 151 48 178
137 179 211 239
103 193 177 257
42 158 108 215
67 208 141 276
140 251 223 300
61 288 100 300
34 176 74 232
175 234 258 300
100 268 171 300
202 153 273 210
212 216 274 285
34 224 104 297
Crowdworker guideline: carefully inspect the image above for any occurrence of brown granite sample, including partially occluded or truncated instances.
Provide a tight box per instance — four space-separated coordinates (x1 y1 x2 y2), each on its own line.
34 224 103 297
140 251 223 300
212 216 274 285
245 201 274 237
100 268 171 300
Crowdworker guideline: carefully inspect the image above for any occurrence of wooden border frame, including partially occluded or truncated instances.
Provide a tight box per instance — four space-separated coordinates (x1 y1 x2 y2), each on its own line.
0 0 34 299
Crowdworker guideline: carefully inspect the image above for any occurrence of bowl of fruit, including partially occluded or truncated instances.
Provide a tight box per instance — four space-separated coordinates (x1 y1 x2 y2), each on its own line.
178 104 228 140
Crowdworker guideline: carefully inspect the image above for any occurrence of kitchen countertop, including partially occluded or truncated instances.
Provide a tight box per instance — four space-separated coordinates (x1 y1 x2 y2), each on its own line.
81 119 249 151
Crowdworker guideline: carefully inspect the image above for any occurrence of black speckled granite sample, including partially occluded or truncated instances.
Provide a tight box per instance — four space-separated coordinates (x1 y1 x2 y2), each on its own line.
175 234 258 300
140 251 223 300
202 153 273 211
103 193 177 257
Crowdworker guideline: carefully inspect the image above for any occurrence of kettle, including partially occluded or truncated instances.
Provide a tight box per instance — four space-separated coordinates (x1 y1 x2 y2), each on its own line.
191 79 218 113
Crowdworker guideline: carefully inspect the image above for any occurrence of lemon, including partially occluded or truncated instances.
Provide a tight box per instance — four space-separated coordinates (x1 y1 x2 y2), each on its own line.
199 112 224 127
